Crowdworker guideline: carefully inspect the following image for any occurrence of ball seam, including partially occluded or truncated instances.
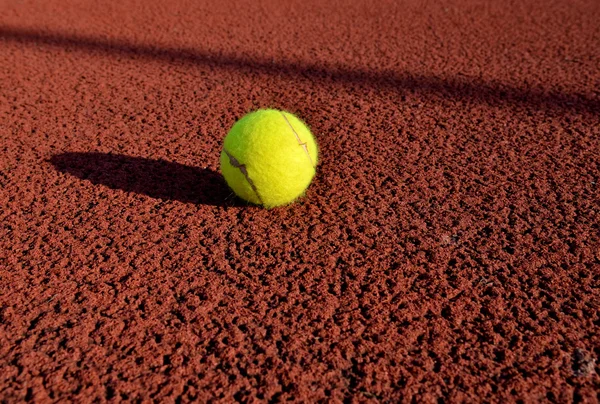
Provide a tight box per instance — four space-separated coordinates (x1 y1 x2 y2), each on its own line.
223 149 264 206
279 112 315 168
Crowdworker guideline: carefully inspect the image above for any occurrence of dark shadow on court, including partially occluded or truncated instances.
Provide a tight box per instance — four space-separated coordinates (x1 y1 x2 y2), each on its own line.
49 152 238 206
1 26 598 116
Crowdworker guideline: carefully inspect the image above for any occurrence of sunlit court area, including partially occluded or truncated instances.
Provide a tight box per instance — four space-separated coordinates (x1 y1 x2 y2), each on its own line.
1 0 598 401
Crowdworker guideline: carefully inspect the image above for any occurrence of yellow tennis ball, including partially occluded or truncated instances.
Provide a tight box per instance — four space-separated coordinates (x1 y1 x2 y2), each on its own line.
220 109 319 208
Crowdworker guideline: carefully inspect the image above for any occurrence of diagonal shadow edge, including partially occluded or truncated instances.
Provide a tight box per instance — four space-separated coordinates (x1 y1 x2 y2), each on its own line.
1 25 598 115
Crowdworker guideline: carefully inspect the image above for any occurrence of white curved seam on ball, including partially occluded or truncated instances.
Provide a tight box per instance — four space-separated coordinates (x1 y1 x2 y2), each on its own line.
279 112 315 168
224 149 264 206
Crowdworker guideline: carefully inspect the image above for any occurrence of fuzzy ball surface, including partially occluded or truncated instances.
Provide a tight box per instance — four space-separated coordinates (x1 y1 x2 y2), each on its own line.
220 109 319 208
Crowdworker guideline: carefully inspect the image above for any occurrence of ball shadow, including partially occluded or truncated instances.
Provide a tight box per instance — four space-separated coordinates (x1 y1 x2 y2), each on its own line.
49 152 238 207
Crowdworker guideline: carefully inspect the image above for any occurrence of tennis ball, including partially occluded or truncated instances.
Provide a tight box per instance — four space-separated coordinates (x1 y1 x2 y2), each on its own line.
220 109 319 208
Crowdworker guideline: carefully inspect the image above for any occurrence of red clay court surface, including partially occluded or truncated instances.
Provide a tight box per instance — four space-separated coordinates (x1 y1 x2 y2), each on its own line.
1 0 599 402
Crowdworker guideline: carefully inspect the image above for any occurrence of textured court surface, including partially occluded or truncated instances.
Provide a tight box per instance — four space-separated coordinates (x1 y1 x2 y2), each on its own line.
1 0 599 401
